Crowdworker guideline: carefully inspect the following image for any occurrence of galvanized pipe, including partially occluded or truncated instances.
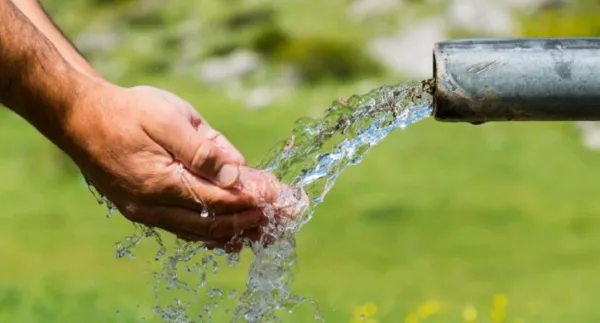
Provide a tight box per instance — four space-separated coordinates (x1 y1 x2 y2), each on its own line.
432 38 600 124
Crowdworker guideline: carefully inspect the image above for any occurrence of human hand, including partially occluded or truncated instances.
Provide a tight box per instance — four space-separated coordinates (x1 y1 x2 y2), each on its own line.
0 0 297 248
204 167 309 253
62 82 290 244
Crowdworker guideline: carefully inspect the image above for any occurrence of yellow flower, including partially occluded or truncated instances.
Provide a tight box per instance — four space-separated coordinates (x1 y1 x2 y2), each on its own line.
492 311 507 323
493 294 508 309
462 304 478 323
404 313 419 323
492 294 508 323
417 300 441 318
353 302 378 323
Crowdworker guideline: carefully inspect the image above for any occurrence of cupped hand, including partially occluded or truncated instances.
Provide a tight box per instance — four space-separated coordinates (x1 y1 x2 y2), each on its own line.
204 167 310 253
63 82 292 243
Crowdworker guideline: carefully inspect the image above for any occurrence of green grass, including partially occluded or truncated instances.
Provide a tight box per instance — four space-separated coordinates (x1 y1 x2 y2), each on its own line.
4 73 600 322
8 0 600 321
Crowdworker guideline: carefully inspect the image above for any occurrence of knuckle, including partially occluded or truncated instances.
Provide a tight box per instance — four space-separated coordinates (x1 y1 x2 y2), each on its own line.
205 193 255 213
206 128 222 141
191 140 214 170
136 184 155 198
136 175 163 198
198 192 217 206
121 202 145 222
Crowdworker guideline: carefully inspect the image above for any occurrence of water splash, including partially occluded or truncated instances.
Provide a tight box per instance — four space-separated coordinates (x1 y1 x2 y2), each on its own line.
258 79 434 227
86 178 117 218
98 79 434 322
230 79 434 322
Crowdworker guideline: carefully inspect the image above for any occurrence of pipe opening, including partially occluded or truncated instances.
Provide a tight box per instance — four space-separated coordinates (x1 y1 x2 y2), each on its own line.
431 48 439 116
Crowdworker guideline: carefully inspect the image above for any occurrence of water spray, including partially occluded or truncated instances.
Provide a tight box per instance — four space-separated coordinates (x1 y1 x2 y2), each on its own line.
432 37 600 124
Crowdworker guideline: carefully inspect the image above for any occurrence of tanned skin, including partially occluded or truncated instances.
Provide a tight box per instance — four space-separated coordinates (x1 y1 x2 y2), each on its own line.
0 0 293 252
0 0 83 146
9 0 102 79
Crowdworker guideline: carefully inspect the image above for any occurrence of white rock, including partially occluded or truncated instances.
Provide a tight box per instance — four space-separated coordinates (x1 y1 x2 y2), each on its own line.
347 0 403 20
277 65 302 90
74 30 122 54
576 122 600 150
198 50 261 85
245 86 278 110
240 70 299 110
368 19 447 79
445 0 515 35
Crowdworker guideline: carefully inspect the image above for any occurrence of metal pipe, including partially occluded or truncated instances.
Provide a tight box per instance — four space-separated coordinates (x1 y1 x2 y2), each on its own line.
432 38 600 124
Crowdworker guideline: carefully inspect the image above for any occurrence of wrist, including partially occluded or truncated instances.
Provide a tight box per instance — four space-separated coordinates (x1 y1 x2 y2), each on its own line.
0 0 106 161
5 58 101 154
49 70 110 158
57 76 122 165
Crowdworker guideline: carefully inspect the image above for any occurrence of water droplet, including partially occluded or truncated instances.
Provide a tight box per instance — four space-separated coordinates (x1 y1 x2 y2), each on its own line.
200 272 206 287
200 209 209 218
155 246 166 261
208 288 223 299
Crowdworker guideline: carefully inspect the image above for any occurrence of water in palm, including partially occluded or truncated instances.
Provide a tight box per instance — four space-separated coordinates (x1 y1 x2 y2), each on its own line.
99 79 435 322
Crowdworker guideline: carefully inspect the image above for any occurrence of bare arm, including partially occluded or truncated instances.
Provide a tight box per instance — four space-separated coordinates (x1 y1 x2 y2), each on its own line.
0 0 94 152
1 0 280 247
9 0 103 80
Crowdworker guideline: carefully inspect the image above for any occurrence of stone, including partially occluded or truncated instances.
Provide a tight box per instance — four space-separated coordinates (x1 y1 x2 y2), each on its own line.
347 0 403 20
245 86 278 110
576 122 600 150
197 50 261 85
445 0 515 35
368 19 447 79
74 30 122 55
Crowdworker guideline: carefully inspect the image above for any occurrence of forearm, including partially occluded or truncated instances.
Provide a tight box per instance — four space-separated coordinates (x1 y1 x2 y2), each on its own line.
0 0 93 150
9 0 103 80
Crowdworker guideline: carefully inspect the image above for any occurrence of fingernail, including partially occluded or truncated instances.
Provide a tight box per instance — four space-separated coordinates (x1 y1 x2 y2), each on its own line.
217 164 240 187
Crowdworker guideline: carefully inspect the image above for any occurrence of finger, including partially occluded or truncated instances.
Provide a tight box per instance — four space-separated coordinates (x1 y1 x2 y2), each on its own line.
241 226 263 242
128 205 266 240
238 167 309 220
173 233 243 254
167 167 261 213
134 86 242 187
203 223 285 253
185 107 246 165
172 220 262 252
237 167 283 204
247 226 277 248
145 118 241 188
204 242 243 254
205 226 262 248
204 236 245 253
194 118 246 166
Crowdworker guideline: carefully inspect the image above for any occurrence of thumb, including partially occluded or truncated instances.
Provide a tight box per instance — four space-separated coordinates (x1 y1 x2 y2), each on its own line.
148 121 241 188
135 86 241 188
183 133 241 188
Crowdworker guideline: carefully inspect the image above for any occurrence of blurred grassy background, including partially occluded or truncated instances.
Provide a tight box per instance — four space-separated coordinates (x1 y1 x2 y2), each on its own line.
4 0 600 322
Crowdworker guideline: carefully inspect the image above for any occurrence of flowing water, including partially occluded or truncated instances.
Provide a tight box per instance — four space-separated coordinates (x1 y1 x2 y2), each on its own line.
94 79 435 322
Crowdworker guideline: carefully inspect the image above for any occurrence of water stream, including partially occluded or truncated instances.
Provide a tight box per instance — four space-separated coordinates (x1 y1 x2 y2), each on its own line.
93 79 435 322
